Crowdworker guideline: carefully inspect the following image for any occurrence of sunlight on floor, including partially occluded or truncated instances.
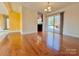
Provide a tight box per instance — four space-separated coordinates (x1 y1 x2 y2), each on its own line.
0 30 9 41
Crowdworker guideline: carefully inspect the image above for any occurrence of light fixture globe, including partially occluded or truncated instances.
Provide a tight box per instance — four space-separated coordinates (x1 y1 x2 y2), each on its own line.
44 2 52 12
44 9 47 11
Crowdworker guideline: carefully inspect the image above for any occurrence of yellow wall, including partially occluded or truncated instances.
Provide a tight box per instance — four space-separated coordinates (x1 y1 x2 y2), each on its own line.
0 14 3 29
4 3 21 31
9 12 21 31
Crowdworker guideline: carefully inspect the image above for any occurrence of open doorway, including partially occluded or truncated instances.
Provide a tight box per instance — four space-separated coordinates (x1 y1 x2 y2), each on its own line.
37 12 43 32
0 15 9 40
3 15 9 30
0 15 9 31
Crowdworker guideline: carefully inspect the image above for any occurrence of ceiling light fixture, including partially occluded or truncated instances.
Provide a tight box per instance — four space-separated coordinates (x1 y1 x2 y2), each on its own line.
44 2 52 12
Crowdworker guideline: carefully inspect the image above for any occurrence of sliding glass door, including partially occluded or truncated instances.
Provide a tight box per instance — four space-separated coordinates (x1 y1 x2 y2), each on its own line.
48 16 55 32
48 14 60 33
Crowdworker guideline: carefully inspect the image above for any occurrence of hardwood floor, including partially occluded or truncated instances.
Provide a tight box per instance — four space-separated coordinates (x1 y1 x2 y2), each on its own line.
0 32 79 56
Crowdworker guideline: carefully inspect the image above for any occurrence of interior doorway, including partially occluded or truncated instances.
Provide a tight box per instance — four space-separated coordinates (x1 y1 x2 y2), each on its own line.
37 12 43 32
3 15 9 30
0 15 9 40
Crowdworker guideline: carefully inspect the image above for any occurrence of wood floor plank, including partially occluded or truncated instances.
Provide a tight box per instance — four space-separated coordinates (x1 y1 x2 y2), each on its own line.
0 32 79 56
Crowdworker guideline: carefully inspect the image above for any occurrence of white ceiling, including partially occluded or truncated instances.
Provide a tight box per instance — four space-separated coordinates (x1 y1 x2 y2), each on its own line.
22 2 74 13
0 3 8 15
0 2 76 14
11 2 22 13
11 2 75 13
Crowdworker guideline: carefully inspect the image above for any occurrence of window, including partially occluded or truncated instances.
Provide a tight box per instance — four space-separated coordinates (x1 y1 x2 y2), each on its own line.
7 18 9 29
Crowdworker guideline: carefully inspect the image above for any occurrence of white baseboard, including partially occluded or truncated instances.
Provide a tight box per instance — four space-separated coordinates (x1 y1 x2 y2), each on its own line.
63 33 79 38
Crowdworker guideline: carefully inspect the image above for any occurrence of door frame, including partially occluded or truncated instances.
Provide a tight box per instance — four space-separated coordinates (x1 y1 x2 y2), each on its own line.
47 12 64 34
